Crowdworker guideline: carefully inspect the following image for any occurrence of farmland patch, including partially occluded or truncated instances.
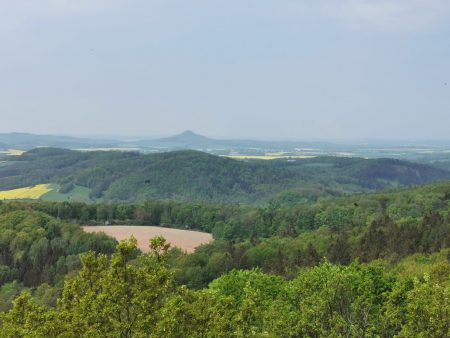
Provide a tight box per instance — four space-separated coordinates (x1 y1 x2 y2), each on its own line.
83 225 213 253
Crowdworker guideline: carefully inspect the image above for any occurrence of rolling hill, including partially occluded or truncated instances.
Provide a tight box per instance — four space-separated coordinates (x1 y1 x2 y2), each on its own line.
0 148 449 203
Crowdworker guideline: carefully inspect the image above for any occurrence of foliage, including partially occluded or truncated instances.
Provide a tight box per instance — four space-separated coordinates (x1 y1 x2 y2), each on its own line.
0 209 117 310
0 238 448 337
0 178 449 335
0 148 448 203
2 181 450 288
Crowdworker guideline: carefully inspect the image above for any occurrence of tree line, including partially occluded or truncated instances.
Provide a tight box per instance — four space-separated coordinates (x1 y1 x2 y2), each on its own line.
2 180 450 242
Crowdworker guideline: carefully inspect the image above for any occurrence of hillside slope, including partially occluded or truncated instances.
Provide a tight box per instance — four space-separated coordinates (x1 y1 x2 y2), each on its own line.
0 148 449 203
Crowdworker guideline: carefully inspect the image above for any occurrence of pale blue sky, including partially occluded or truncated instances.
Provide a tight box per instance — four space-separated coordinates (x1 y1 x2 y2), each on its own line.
0 0 449 140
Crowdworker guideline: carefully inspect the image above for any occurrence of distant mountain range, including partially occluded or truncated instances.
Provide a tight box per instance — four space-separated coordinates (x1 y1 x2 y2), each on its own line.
2 131 450 166
0 131 337 154
0 131 249 150
0 132 117 150
138 130 340 150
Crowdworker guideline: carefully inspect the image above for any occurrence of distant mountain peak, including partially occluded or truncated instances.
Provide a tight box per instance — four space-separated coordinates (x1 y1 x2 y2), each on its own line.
176 130 208 139
179 130 197 136
157 130 215 145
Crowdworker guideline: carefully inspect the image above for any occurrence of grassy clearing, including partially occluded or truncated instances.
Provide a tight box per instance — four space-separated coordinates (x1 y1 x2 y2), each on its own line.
41 184 93 203
0 184 53 200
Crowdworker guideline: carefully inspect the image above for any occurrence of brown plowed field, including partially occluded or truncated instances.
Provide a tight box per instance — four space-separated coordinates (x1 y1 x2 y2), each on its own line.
83 225 213 253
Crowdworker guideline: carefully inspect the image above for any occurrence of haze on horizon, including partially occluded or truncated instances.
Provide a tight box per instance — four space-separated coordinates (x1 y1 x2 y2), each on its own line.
0 0 449 141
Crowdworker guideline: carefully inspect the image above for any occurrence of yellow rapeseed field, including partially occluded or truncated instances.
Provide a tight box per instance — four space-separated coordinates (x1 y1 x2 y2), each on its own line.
0 184 53 200
0 149 25 156
7 149 25 156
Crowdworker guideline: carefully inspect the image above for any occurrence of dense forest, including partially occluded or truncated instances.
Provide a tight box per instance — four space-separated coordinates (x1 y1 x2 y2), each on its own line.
0 237 448 337
3 181 449 289
8 180 450 240
1 148 449 203
0 179 449 336
0 209 117 311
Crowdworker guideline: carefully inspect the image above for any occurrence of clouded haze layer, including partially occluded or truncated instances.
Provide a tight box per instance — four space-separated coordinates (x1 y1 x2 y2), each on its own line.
1 0 449 140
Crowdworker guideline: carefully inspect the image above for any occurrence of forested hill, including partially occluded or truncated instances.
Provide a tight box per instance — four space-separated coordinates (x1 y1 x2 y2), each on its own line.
1 148 449 203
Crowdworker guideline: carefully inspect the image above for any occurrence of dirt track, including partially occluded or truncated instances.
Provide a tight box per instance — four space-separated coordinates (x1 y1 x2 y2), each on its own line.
83 225 213 253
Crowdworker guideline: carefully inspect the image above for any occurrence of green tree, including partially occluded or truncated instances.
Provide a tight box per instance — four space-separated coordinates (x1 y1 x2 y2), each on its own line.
396 276 450 337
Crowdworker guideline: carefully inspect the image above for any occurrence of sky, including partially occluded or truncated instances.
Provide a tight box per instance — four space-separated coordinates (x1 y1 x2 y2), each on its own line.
0 0 449 140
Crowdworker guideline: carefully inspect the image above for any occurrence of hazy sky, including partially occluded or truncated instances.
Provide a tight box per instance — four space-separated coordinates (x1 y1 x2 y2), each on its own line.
0 0 449 140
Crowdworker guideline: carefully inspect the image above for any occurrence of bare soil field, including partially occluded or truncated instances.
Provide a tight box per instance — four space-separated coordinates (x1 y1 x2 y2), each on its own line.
83 225 213 253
